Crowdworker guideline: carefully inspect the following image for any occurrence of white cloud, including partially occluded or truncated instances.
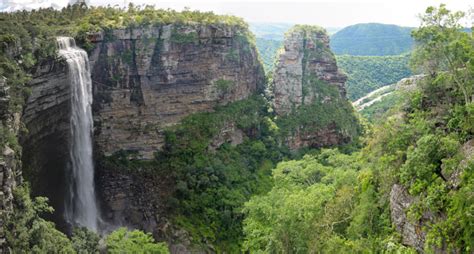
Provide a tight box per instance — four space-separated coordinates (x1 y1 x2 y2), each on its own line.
0 0 91 12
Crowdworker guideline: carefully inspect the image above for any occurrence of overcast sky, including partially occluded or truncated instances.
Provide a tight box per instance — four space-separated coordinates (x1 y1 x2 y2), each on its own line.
1 0 473 28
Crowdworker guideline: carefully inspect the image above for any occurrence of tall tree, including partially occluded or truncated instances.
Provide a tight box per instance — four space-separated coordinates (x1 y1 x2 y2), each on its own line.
411 4 474 105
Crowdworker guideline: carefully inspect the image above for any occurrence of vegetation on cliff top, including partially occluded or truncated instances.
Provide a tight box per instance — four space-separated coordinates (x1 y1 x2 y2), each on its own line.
0 2 254 113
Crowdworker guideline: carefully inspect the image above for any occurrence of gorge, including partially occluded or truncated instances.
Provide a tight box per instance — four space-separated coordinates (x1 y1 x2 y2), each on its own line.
0 3 473 254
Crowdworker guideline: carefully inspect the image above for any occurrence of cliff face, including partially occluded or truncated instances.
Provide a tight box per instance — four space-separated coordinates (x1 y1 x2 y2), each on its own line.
390 139 474 253
86 24 265 249
272 25 358 150
273 26 346 115
0 77 22 252
20 59 71 226
89 25 265 159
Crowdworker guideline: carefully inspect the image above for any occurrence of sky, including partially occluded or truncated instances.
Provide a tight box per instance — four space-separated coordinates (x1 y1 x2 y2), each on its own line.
1 0 472 28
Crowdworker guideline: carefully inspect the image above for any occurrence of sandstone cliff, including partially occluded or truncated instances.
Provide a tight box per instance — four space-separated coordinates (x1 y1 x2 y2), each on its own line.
86 24 265 251
273 26 346 114
272 25 359 150
20 58 72 227
88 24 265 159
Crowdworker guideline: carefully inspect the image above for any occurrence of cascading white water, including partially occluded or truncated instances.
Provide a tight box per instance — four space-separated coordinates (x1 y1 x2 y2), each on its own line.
57 37 99 232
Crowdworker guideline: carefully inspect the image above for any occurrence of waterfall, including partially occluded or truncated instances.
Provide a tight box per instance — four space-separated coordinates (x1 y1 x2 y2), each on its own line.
57 37 99 232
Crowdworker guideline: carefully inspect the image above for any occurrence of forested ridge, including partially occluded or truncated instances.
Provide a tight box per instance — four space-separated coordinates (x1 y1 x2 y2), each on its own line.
0 2 473 254
330 23 414 56
337 54 412 100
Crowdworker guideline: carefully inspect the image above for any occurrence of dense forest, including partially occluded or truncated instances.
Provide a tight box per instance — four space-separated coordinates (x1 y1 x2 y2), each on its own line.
337 54 412 100
330 23 414 56
0 2 473 253
243 5 474 252
255 37 282 73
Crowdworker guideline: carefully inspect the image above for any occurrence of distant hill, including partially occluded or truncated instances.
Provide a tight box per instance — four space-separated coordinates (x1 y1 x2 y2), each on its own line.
252 23 413 101
330 23 414 56
250 23 340 41
249 23 294 41
256 38 283 73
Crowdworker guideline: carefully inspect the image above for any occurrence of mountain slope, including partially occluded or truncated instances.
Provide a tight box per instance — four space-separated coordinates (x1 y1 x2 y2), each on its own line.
336 54 412 100
330 23 414 56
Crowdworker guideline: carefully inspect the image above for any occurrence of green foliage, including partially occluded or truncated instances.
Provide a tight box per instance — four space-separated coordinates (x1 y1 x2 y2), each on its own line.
5 184 75 253
400 134 460 194
105 227 169 253
71 227 100 254
337 54 412 100
2 3 473 254
243 7 474 253
360 91 404 122
214 79 234 94
0 4 254 116
254 39 412 100
225 49 239 62
277 78 361 140
286 24 327 36
242 150 397 253
411 4 474 105
170 28 198 44
330 23 414 56
121 49 133 64
0 124 21 153
255 38 282 73
249 22 293 41
429 163 474 250
156 96 287 251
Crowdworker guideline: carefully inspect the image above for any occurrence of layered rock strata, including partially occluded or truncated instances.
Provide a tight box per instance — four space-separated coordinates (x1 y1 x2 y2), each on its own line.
273 26 347 115
89 25 265 159
272 25 357 150
20 59 71 226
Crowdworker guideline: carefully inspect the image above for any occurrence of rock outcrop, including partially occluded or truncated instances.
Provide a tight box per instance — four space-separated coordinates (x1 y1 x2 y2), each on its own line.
442 139 474 189
273 25 346 115
272 25 359 150
389 184 428 252
89 25 265 159
390 139 474 252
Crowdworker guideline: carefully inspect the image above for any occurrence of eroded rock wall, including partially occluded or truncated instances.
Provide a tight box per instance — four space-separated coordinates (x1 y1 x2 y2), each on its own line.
272 26 357 150
89 25 265 159
88 24 265 252
273 26 346 115
20 59 71 227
